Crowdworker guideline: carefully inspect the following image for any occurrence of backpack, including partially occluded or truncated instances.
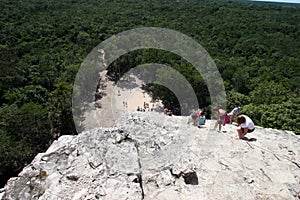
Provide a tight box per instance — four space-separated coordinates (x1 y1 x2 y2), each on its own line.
198 116 206 125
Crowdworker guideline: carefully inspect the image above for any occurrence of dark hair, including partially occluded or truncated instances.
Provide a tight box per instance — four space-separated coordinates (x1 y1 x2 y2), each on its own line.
236 115 246 124
234 103 239 107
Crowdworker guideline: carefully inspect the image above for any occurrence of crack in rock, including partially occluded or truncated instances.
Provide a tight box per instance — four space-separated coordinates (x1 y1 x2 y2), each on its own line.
115 131 145 199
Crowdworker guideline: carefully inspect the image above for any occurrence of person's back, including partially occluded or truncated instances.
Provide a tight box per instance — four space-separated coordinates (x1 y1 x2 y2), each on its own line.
229 104 240 115
232 107 240 115
236 115 255 139
239 115 255 130
218 109 227 116
229 103 240 123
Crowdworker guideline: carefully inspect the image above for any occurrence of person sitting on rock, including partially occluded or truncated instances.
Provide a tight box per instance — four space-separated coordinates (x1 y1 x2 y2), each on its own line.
192 109 201 125
164 108 169 115
236 115 255 139
213 107 227 132
187 109 201 125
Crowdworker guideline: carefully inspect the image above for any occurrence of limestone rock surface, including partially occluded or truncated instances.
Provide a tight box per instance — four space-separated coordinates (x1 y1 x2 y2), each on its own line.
1 112 300 200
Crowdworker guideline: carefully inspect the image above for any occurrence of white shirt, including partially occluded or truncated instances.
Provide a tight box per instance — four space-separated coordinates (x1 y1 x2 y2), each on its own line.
240 115 255 130
229 107 240 115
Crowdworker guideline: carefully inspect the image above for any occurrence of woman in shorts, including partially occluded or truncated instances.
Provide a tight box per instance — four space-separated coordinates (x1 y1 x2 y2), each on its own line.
236 115 255 139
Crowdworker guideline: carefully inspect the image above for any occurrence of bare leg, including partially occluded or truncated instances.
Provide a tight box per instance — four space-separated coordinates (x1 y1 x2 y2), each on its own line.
237 127 246 139
194 117 199 126
214 120 221 131
214 121 218 129
230 115 234 123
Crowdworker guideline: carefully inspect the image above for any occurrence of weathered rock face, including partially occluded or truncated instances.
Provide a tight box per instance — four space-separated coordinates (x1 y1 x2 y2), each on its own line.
1 112 300 200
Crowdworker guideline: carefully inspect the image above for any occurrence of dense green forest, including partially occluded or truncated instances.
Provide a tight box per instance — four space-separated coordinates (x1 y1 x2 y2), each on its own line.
0 0 299 187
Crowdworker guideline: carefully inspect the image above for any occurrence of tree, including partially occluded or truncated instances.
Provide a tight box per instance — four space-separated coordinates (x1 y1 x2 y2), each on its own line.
0 103 51 187
249 81 291 105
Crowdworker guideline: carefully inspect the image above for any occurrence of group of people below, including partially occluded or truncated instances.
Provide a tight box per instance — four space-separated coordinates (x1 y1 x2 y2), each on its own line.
213 103 255 139
137 102 154 112
187 103 255 140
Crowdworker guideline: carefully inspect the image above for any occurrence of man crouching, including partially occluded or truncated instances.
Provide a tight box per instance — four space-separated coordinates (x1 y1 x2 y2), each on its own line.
236 115 255 139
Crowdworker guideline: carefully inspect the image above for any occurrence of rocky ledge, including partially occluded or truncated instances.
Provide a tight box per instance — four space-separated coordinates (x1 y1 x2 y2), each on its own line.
1 112 300 199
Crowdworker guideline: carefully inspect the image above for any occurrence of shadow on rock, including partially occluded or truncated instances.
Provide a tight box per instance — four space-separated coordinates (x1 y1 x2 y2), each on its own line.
241 137 257 142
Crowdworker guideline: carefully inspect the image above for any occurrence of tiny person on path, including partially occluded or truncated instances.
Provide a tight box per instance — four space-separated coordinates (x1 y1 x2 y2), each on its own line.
236 115 255 139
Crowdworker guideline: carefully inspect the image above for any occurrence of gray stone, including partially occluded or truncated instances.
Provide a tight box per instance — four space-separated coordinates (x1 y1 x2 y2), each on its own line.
1 111 300 200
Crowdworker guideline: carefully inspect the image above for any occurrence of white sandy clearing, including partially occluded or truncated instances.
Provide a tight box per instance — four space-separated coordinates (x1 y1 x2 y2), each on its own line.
82 72 164 130
112 75 163 112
